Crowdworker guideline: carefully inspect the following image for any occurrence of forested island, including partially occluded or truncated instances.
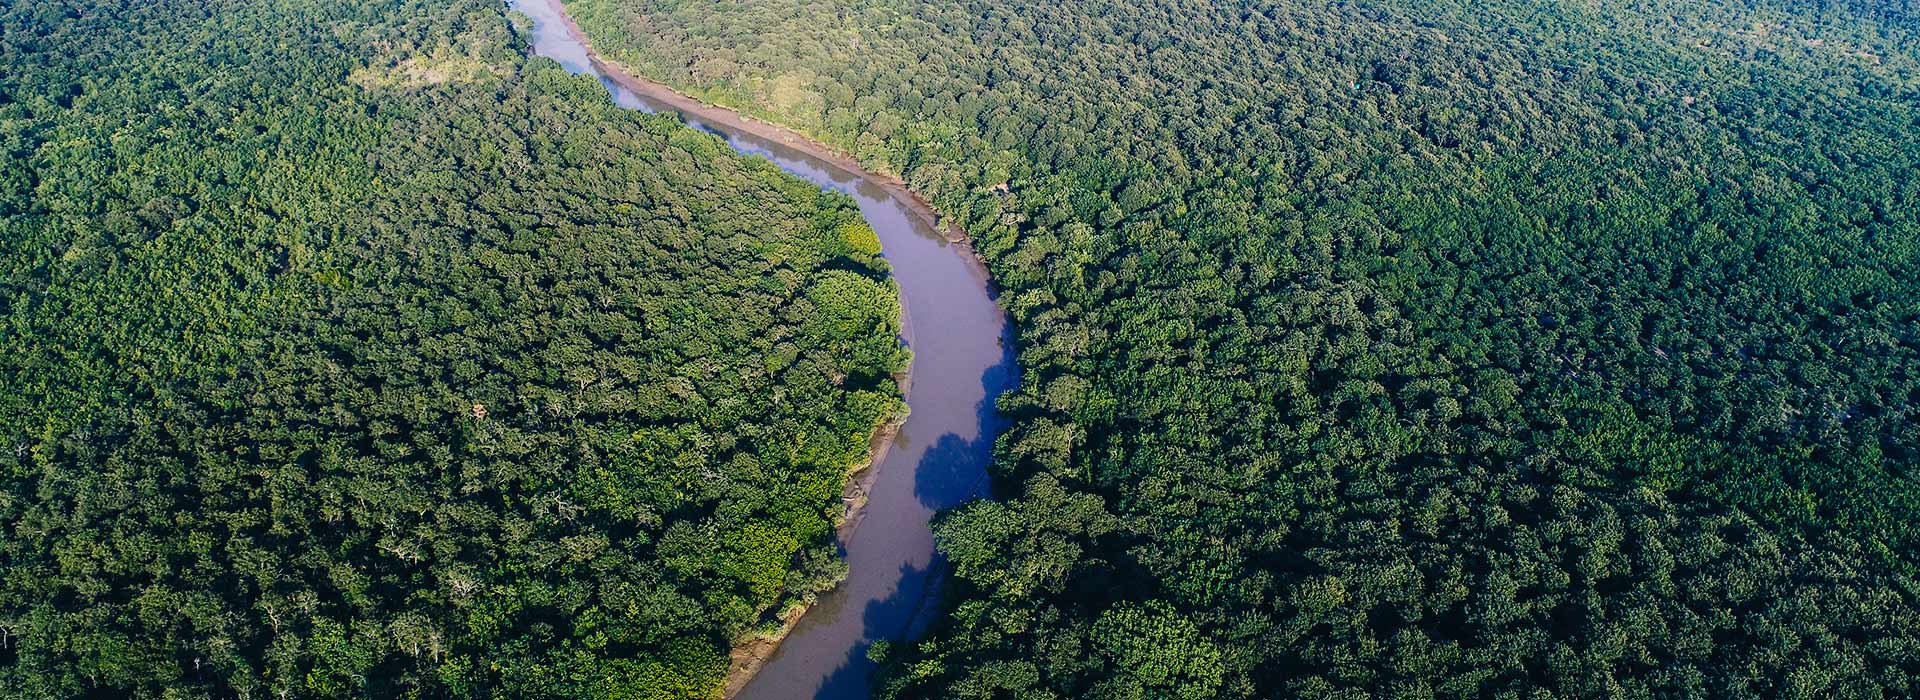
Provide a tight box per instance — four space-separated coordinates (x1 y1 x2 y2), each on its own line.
0 0 908 697
558 0 1920 697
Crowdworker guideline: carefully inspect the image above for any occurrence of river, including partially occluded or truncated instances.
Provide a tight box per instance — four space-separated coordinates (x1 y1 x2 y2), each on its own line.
506 0 1015 698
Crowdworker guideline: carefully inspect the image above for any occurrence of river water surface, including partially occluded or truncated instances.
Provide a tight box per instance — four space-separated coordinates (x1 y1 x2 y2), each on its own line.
508 1 1015 697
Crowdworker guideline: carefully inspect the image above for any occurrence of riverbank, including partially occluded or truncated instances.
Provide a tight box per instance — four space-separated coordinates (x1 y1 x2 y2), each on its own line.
533 0 968 248
722 402 904 697
516 0 997 696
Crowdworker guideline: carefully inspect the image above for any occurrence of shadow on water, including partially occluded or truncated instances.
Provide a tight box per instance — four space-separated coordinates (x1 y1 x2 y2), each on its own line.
808 340 1018 700
914 339 1017 512
504 1 1019 696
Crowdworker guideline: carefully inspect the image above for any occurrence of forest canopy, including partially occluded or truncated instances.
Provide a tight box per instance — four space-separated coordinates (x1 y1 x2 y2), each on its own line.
0 0 905 697
562 0 1920 697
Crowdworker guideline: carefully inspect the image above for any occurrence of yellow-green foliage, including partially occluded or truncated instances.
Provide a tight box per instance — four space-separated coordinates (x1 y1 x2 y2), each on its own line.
722 523 804 604
801 269 908 379
594 640 726 700
563 0 1920 696
838 220 882 257
0 1 903 698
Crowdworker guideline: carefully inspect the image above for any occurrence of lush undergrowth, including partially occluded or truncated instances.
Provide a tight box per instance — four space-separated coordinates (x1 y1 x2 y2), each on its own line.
564 0 1920 697
0 0 904 697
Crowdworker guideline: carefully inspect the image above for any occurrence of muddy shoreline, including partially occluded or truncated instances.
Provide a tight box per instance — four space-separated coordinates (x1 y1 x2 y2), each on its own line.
721 402 904 698
518 0 1000 696
534 0 969 250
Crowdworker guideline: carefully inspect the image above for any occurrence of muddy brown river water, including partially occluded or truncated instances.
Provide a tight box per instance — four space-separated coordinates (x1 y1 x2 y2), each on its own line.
508 0 1015 697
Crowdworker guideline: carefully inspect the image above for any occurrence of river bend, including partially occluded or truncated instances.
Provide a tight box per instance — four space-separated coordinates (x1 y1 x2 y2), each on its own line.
507 1 1015 697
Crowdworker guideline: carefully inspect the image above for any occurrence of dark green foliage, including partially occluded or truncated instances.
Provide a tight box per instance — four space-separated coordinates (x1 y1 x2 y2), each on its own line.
564 0 1920 697
0 0 903 697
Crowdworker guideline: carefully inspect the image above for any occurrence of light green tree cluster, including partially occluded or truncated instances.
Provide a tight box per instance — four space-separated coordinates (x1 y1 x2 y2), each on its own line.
562 0 1920 696
0 0 905 697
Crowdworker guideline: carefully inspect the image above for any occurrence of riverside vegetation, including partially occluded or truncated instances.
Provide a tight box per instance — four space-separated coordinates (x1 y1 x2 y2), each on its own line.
560 0 1920 697
0 0 907 697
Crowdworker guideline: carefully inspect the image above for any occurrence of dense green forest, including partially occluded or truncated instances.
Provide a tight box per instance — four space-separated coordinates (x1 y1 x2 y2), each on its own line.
563 0 1920 697
0 0 906 697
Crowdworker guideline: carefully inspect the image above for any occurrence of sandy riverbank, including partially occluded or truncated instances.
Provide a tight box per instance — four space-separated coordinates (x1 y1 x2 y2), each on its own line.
720 403 905 698
534 0 969 249
521 0 988 695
